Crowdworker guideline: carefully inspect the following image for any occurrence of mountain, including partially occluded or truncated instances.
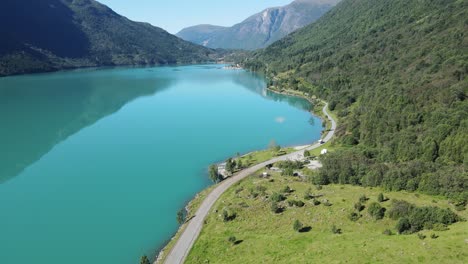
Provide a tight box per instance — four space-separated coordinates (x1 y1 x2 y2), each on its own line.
176 0 341 50
177 25 228 47
245 0 467 199
0 0 214 76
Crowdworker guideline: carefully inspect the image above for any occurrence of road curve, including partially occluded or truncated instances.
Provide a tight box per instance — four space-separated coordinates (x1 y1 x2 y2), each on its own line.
161 103 336 264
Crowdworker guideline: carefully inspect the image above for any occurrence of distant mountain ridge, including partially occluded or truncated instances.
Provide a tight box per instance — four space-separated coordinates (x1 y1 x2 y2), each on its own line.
177 0 341 50
0 0 214 76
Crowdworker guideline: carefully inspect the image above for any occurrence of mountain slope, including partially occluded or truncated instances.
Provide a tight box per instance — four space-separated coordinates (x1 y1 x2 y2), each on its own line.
245 0 468 199
176 0 340 50
0 0 214 76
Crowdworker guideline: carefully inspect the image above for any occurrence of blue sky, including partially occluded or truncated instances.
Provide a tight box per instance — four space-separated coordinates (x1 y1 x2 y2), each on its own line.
98 0 292 33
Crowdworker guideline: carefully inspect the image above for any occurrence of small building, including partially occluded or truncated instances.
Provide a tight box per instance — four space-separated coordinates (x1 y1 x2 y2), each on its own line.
321 149 328 155
218 163 228 179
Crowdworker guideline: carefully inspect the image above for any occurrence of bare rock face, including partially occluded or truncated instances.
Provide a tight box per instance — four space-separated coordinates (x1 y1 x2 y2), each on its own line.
177 0 341 50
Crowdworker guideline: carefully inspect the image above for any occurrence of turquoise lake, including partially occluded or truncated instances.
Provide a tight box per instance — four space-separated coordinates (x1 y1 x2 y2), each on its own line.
0 64 322 264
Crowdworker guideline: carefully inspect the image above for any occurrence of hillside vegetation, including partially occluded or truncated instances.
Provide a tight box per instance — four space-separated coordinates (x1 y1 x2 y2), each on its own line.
0 0 214 76
245 0 468 202
186 172 467 263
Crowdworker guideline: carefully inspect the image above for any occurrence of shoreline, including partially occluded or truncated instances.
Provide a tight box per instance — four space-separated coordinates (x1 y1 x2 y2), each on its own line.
155 88 337 264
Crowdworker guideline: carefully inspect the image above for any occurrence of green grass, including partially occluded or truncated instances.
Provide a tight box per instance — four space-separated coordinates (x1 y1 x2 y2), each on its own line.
237 147 296 168
186 172 468 263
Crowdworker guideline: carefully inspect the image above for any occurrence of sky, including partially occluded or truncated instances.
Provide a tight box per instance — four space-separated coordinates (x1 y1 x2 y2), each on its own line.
98 0 293 34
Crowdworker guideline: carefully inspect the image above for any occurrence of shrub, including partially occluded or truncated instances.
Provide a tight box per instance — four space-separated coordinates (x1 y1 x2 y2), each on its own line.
288 200 305 207
430 233 439 239
176 208 186 225
312 199 321 205
378 193 385 202
296 200 305 207
282 167 294 176
222 209 237 222
235 187 244 194
359 195 369 203
140 255 150 264
354 202 365 212
348 212 360 221
432 223 449 231
368 202 385 220
271 192 286 202
331 225 342 234
348 212 361 222
455 204 465 211
271 202 282 214
382 229 394 236
282 185 292 194
396 217 411 234
388 200 414 220
228 236 237 245
417 233 426 240
293 220 303 232
248 187 259 199
304 188 313 200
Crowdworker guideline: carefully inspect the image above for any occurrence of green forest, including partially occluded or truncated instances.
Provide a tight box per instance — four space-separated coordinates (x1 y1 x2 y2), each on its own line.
244 0 467 203
0 0 215 76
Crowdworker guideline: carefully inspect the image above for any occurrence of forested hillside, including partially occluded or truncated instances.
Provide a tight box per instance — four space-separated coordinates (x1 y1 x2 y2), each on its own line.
0 0 214 76
245 0 467 202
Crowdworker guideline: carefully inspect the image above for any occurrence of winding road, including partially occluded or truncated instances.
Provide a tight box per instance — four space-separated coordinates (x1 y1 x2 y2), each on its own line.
161 103 336 264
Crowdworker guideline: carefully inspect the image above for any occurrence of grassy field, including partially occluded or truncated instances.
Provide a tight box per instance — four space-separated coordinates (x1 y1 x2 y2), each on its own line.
185 172 468 264
156 147 294 263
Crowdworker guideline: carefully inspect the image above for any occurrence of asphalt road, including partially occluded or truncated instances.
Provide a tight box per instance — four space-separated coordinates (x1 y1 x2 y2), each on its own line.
161 103 336 264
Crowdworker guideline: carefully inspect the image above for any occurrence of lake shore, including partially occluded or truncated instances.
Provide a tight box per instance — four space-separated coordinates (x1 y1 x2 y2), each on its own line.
155 89 337 264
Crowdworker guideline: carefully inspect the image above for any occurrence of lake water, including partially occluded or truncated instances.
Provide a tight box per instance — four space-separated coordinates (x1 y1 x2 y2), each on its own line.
0 65 322 264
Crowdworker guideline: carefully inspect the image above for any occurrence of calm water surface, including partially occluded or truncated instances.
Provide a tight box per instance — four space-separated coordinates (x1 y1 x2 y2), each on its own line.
0 65 322 264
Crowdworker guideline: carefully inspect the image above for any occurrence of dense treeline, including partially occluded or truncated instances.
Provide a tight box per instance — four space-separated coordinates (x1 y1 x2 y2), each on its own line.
388 200 460 234
245 0 467 201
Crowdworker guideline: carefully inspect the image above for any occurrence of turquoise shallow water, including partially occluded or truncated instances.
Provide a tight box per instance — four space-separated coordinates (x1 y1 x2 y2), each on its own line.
0 65 322 264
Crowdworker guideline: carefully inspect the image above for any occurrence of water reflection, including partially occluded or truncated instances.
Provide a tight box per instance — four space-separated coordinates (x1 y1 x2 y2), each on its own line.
0 71 173 183
232 70 312 112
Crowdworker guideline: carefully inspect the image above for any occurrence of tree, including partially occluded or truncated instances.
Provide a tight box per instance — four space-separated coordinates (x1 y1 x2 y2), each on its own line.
293 220 303 232
368 202 385 220
269 140 281 152
140 255 150 264
304 150 311 157
237 159 243 170
176 208 185 225
226 158 236 174
209 164 221 183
